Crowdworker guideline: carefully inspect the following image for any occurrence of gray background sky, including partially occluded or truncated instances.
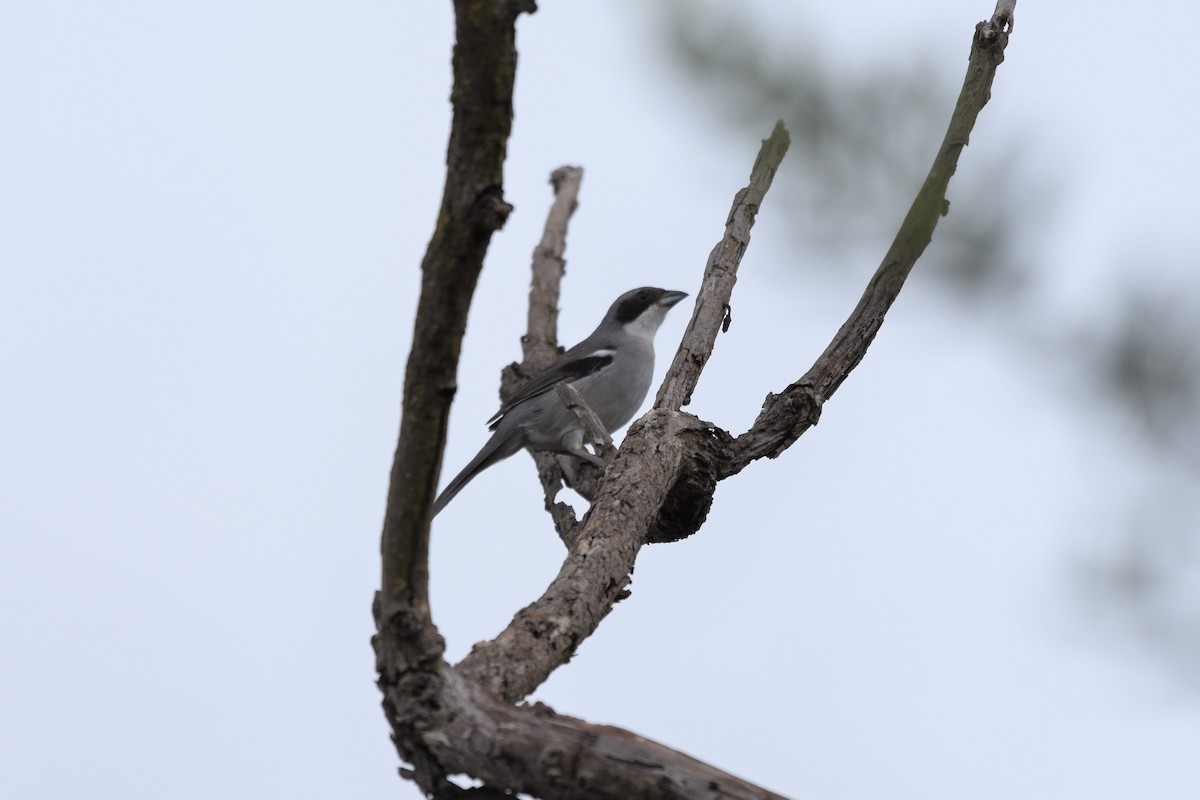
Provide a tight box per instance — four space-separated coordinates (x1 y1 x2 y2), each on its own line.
3 1 1198 798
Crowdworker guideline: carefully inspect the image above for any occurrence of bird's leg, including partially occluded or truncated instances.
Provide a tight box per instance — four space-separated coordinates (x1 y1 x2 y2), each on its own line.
559 427 609 469
568 447 607 468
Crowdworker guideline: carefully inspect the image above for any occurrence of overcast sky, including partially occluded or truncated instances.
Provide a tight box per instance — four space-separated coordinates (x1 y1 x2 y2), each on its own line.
3 2 1199 798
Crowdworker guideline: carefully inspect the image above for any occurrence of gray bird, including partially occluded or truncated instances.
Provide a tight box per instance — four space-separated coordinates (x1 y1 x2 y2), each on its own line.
432 286 688 516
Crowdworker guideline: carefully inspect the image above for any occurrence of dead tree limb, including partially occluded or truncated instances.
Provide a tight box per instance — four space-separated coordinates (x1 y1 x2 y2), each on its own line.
453 124 790 699
454 0 1016 708
722 0 1016 476
378 2 1018 798
374 0 534 795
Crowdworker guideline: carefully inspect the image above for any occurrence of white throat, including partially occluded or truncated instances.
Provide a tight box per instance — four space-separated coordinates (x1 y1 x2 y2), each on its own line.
622 305 670 342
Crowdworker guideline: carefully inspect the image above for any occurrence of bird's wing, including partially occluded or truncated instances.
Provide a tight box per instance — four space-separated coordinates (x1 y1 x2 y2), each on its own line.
487 345 615 429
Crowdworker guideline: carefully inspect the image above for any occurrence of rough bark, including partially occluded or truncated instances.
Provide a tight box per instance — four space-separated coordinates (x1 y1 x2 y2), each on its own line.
656 120 792 412
378 2 1018 798
500 165 594 543
374 0 534 794
453 126 790 703
424 665 788 800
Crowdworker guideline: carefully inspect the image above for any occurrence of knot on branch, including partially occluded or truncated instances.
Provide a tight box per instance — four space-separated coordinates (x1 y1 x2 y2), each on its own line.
988 0 1016 34
645 415 733 544
471 186 514 233
975 1 1015 58
498 0 539 21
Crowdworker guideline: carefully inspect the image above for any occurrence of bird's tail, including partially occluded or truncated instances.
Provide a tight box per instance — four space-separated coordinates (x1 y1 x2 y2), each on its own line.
432 429 523 517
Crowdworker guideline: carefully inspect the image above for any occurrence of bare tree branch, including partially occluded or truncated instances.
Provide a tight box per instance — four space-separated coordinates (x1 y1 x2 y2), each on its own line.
554 380 621 523
496 166 625 542
380 2 1017 798
426 665 789 800
721 2 1016 476
524 165 584 364
498 166 589 541
656 120 791 411
453 127 789 702
374 0 534 794
992 0 1016 32
555 382 617 455
454 0 1016 706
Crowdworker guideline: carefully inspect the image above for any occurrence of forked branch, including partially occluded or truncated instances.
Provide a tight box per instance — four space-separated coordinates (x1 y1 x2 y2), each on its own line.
378 2 1019 798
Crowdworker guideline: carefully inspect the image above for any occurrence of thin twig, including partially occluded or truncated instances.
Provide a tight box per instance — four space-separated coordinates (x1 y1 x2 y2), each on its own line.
656 120 791 411
555 382 616 454
524 165 583 364
722 2 1016 475
497 166 587 541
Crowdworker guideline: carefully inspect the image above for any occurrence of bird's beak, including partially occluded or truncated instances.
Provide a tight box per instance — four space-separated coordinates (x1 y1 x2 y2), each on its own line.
658 290 688 308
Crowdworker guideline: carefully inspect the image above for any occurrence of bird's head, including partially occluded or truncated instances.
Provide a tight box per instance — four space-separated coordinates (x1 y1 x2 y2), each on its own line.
608 287 689 338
